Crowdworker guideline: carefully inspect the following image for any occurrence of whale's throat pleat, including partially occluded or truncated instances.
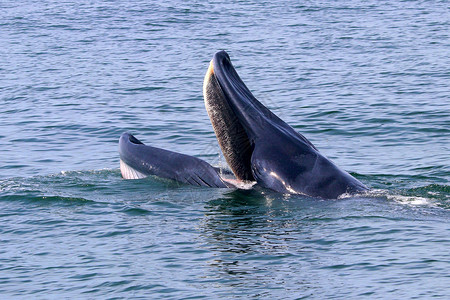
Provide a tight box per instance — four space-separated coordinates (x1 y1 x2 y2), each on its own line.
203 64 254 181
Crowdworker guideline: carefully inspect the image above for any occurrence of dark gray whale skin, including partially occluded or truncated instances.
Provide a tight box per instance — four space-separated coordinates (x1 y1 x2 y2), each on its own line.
119 132 230 188
118 51 368 199
208 51 368 199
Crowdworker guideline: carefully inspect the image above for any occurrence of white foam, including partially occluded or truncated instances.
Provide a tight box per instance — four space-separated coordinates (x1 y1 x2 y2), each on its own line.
363 189 435 207
120 160 147 180
222 177 256 190
387 194 433 206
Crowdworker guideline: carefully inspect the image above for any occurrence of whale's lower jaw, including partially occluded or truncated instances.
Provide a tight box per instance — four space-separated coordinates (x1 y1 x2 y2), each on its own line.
120 159 147 180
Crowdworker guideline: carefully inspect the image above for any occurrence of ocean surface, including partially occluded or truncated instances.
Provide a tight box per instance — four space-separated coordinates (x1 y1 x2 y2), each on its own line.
1 0 449 298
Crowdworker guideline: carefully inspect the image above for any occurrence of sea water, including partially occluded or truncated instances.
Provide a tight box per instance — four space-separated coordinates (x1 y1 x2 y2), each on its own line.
1 0 449 298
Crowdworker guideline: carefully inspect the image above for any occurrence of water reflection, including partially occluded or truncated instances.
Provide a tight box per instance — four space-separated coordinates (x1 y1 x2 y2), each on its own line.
199 189 325 294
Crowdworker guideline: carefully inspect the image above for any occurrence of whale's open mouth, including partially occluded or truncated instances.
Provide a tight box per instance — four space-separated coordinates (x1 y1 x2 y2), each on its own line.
203 51 368 198
203 51 312 182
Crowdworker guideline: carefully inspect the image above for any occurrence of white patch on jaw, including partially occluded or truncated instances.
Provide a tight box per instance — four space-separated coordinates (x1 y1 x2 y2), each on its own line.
269 171 297 194
222 177 256 190
120 159 147 179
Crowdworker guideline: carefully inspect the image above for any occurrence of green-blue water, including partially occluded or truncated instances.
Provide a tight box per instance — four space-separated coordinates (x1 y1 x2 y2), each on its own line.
1 0 449 298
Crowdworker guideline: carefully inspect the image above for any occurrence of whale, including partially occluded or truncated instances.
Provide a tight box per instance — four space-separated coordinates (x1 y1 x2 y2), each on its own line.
119 51 368 199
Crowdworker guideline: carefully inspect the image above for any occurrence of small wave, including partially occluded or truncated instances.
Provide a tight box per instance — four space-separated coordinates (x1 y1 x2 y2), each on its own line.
2 168 448 209
60 168 121 177
359 188 445 208
387 195 432 206
120 207 154 216
406 184 450 197
1 193 94 205
0 169 124 205
351 171 449 207
125 86 164 92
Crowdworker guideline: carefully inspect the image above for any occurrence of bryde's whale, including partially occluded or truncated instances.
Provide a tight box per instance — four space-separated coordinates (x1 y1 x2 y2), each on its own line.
119 51 368 199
